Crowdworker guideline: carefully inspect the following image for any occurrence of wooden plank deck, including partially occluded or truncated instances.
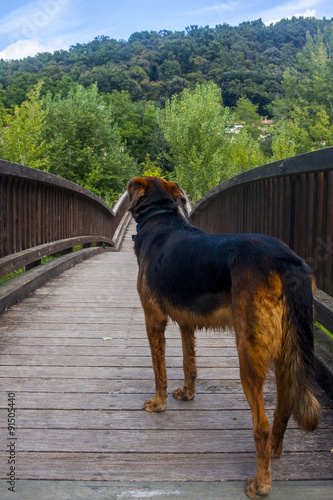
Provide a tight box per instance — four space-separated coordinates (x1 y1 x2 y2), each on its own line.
0 221 332 489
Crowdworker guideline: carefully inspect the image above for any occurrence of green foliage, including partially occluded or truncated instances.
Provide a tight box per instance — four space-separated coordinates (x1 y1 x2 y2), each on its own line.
0 82 138 204
42 84 137 203
147 123 173 173
234 96 263 139
109 90 142 151
1 18 333 206
270 120 298 161
157 82 266 201
166 77 190 98
0 18 331 112
269 28 333 158
0 268 25 286
270 106 333 160
158 82 234 201
0 84 6 120
228 128 264 175
140 154 166 178
316 322 333 340
0 73 39 108
0 81 50 169
281 29 333 122
109 90 159 164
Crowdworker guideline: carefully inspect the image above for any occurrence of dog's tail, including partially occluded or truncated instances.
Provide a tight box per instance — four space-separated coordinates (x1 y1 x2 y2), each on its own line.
279 262 321 432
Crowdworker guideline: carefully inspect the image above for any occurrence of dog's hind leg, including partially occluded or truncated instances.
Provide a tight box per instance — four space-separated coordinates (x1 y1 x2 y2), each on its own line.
270 360 292 458
237 341 272 498
143 310 168 412
232 270 284 497
173 325 197 401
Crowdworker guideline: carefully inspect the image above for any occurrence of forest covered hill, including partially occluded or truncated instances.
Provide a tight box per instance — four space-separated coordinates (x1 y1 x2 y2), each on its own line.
0 16 332 203
0 17 332 114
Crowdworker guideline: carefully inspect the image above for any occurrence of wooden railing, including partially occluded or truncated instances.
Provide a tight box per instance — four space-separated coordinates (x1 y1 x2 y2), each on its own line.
2 151 332 296
1 153 331 396
187 148 333 396
189 148 333 298
0 160 129 278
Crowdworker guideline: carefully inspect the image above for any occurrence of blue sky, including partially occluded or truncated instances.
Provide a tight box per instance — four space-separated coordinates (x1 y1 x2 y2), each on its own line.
0 0 332 59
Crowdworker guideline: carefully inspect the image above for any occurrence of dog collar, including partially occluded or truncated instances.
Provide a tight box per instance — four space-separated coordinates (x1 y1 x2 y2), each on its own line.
132 208 175 241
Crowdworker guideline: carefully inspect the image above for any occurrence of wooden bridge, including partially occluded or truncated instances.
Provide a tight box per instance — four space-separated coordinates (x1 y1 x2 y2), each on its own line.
0 150 333 499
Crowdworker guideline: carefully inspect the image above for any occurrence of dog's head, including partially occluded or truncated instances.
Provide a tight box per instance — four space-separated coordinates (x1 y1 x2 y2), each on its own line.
127 176 186 217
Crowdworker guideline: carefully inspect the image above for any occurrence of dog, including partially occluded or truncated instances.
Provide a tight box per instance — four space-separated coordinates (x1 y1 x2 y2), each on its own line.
127 176 321 498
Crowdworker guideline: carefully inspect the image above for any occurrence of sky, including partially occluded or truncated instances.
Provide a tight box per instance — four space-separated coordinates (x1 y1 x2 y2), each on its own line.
0 0 332 60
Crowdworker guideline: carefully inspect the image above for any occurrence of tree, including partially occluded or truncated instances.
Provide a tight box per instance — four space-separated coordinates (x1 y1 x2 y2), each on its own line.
1 17 333 179
227 128 264 174
234 96 263 139
0 84 6 122
42 84 137 203
157 82 234 201
268 28 333 157
0 81 49 169
166 77 190 98
140 154 165 178
1 17 330 111
286 29 333 121
109 90 142 152
158 60 182 80
272 31 333 118
270 106 333 160
148 123 172 174
109 90 159 164
0 73 39 108
270 120 298 160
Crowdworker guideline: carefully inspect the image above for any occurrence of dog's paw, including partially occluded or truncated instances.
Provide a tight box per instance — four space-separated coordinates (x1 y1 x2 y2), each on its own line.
173 387 195 401
270 436 283 458
143 398 166 412
245 477 258 499
245 477 272 498
271 445 282 458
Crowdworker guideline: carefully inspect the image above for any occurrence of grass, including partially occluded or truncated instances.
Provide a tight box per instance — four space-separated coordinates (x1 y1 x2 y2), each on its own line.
0 244 91 286
41 251 62 264
0 253 64 286
72 244 83 252
0 268 25 286
316 321 333 340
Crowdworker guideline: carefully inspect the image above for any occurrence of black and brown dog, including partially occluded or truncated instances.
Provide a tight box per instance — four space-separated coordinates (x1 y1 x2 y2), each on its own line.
127 176 321 498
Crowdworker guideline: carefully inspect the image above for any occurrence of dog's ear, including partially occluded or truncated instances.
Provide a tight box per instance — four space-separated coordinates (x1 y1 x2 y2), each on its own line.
164 181 186 205
127 177 148 211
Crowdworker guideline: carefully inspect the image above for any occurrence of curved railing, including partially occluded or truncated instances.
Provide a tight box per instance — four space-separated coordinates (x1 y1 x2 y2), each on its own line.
1 153 332 395
0 159 130 278
2 151 332 297
189 147 333 298
187 148 333 396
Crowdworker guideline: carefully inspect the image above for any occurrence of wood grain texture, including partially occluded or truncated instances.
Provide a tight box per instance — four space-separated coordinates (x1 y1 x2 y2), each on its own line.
1 453 332 482
0 221 332 483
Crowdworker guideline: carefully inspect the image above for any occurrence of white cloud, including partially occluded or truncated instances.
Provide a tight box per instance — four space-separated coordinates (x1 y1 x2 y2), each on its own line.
265 8 317 25
0 0 71 45
0 37 68 60
262 0 322 25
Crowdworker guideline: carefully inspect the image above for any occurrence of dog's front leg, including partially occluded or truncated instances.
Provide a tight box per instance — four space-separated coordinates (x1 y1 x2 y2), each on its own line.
143 313 168 412
173 325 197 401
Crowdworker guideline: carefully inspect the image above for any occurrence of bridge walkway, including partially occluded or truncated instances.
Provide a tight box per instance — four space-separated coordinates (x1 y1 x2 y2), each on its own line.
0 221 332 499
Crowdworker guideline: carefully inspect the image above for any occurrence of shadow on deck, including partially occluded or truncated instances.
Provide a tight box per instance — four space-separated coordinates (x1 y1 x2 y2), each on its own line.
0 222 332 499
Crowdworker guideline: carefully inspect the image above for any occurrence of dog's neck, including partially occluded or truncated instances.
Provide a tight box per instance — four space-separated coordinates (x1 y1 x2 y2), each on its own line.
132 207 175 241
137 207 175 230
